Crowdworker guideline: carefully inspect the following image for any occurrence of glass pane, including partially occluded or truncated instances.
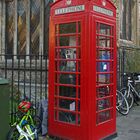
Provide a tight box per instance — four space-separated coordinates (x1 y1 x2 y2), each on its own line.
78 100 80 111
97 98 112 111
55 48 77 59
17 0 26 59
59 99 76 111
55 61 80 72
30 0 40 56
78 114 80 124
100 24 111 35
6 1 14 58
44 0 53 57
78 22 81 33
59 86 76 98
58 73 77 85
59 36 76 46
96 36 111 48
96 86 113 98
59 111 76 124
96 62 113 72
96 110 112 124
96 50 112 60
59 22 76 34
96 23 99 33
78 88 80 99
61 61 76 71
96 74 113 84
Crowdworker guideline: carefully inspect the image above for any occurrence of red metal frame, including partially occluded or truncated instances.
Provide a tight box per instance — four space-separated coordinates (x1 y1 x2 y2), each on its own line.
48 0 116 140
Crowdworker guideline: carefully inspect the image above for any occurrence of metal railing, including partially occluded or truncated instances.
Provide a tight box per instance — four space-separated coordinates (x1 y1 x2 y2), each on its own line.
0 54 48 123
117 46 140 89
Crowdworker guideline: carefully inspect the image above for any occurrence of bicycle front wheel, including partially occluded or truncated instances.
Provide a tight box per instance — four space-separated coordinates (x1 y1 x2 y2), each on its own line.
7 126 20 140
120 88 134 109
23 124 39 140
116 90 129 115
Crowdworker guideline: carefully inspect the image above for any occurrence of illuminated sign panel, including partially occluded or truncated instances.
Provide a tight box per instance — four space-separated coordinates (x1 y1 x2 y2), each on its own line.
55 5 85 15
93 5 113 16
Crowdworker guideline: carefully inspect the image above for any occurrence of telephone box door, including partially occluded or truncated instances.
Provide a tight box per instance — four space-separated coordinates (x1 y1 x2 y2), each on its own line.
94 17 116 138
49 17 86 140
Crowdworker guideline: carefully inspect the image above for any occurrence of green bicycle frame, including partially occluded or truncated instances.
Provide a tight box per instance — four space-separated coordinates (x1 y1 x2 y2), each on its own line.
11 110 36 140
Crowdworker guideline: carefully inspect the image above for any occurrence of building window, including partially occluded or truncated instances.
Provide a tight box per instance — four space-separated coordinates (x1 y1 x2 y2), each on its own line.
5 0 53 59
120 0 132 40
17 0 26 59
5 1 14 59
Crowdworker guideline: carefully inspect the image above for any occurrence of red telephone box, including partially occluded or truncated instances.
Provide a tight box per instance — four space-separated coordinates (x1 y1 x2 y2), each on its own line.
48 0 117 139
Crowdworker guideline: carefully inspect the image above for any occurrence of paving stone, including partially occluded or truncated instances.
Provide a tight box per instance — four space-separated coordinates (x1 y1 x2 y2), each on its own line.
113 105 140 140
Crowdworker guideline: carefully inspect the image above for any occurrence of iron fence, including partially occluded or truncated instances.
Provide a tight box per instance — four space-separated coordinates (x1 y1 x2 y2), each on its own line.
117 47 140 89
0 54 48 124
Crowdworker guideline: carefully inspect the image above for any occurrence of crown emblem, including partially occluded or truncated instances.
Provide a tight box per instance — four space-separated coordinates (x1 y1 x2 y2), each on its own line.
66 0 72 6
102 0 106 6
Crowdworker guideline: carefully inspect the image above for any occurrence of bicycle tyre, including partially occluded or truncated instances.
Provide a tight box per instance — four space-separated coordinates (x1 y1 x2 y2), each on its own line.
33 116 42 133
7 125 39 140
116 90 129 115
7 126 20 140
120 87 134 109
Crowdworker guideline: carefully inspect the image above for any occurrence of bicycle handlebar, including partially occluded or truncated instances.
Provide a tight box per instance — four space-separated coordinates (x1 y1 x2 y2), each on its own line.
122 72 140 83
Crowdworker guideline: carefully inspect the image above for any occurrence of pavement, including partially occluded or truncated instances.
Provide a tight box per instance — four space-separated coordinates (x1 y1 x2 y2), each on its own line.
114 104 140 140
39 104 140 140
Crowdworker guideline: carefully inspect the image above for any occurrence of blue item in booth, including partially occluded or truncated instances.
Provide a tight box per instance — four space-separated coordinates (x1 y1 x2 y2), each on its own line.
100 52 110 72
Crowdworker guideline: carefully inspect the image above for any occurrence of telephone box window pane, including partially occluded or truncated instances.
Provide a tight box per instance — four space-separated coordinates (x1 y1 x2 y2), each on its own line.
59 99 76 111
77 75 81 85
96 74 113 84
59 74 76 85
54 98 58 107
78 88 80 98
60 61 76 71
55 24 59 34
96 23 99 33
55 48 81 59
60 36 76 46
59 111 76 124
56 61 81 72
55 37 59 46
96 62 112 72
78 115 80 124
97 98 112 111
96 50 112 60
98 36 111 48
96 86 113 98
59 22 76 34
55 74 59 84
78 101 80 111
55 86 58 95
55 48 77 59
78 36 81 46
78 22 81 33
59 86 76 98
96 110 112 124
100 24 111 35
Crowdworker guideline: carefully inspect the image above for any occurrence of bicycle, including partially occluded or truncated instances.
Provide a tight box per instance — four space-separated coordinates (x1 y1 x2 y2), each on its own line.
116 90 129 115
7 100 41 140
120 73 140 109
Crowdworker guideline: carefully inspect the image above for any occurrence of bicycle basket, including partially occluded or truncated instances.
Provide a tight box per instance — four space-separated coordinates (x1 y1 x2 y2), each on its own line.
18 101 31 113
